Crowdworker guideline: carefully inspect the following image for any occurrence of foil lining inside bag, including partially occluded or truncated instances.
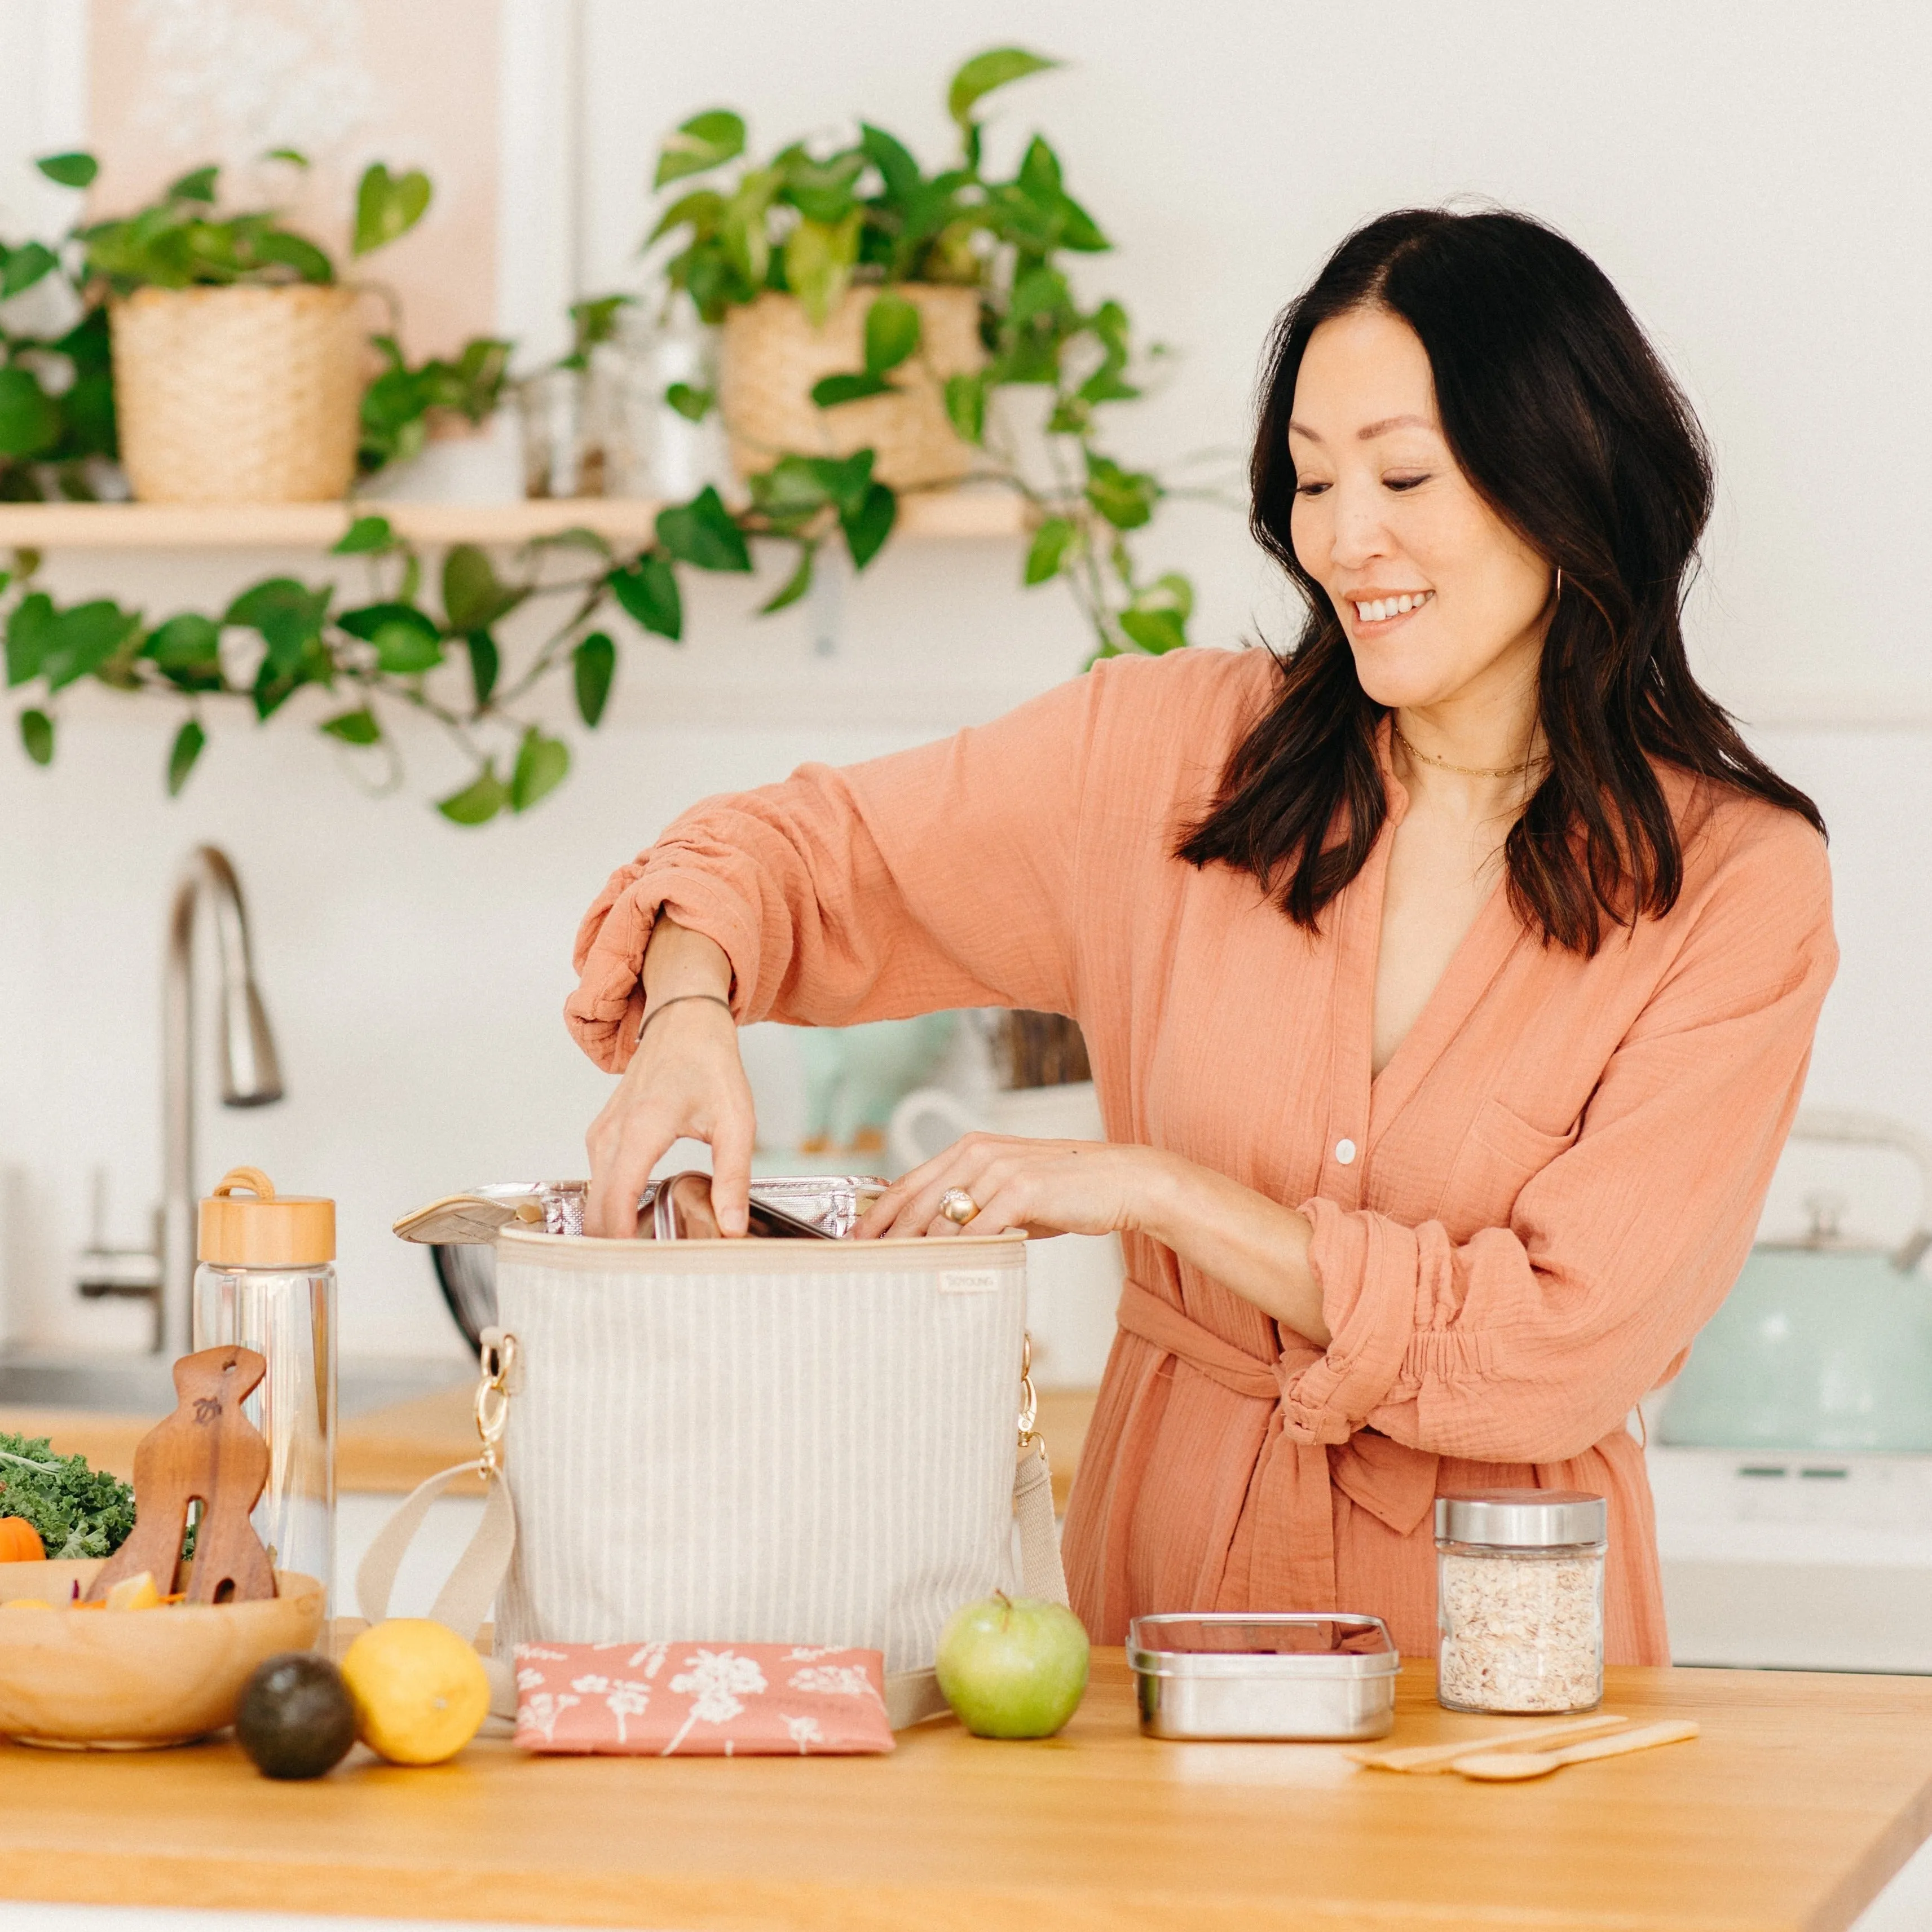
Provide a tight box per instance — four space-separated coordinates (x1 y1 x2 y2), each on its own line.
392 1176 886 1246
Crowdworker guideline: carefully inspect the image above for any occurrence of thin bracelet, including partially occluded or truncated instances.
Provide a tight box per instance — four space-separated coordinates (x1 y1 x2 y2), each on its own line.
637 991 735 1043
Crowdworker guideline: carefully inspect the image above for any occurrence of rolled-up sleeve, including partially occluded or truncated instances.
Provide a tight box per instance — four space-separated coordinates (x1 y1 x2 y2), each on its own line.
565 666 1110 1071
1281 821 1836 1464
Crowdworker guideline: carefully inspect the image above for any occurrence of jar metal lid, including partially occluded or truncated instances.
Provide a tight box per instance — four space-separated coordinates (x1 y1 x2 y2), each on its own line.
1435 1488 1606 1547
198 1166 335 1267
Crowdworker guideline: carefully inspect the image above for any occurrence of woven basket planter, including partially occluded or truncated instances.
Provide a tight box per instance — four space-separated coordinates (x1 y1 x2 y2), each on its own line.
111 284 366 504
718 284 983 491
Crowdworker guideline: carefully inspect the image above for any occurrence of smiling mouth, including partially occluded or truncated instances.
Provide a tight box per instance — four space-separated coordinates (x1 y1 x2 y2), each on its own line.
1349 590 1433 626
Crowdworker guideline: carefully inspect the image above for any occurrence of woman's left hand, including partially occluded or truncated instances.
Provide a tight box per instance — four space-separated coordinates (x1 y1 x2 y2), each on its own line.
855 1133 1174 1241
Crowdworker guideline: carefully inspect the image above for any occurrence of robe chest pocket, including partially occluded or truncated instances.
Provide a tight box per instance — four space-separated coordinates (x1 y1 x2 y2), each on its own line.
1437 1096 1581 1240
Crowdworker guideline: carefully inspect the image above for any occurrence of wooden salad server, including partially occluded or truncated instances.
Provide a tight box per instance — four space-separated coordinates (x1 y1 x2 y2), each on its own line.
86 1345 276 1605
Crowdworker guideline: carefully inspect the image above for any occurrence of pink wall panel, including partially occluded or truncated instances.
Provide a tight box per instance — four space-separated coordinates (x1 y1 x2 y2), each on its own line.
87 0 500 359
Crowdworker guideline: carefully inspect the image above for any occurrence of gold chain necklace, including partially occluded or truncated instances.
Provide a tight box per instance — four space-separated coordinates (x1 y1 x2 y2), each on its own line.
1393 724 1549 782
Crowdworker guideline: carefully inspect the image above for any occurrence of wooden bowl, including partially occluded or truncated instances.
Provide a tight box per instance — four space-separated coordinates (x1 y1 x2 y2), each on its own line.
0 1559 324 1748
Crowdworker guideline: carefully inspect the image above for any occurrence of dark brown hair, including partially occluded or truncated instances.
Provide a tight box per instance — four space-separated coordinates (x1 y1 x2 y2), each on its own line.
1177 208 1823 952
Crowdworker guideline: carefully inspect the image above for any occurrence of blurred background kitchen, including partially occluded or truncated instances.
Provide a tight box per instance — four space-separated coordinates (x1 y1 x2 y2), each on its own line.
2 0 1930 1673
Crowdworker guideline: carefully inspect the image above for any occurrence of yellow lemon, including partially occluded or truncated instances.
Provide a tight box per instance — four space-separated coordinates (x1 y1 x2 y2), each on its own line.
104 1572 161 1611
339 1618 489 1766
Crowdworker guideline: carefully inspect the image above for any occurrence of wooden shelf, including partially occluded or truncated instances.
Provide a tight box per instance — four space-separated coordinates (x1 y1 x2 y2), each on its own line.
0 489 1025 551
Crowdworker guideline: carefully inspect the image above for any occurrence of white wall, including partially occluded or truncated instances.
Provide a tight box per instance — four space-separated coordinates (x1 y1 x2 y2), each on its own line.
2 0 1930 1361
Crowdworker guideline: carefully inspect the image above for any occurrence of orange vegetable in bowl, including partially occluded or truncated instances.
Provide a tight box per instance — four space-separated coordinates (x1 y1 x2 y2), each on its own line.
0 1520 44 1564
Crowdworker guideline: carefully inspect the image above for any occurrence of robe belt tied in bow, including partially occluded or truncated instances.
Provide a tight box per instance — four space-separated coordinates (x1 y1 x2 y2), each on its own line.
1110 1281 1440 1620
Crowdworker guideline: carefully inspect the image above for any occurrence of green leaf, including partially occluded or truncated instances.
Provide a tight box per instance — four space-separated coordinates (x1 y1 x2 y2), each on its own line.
779 149 866 225
35 151 97 189
249 229 333 282
224 578 331 672
1119 607 1188 655
338 599 443 673
41 601 139 689
1024 517 1077 586
943 372 986 445
527 525 612 560
647 188 726 246
1056 191 1109 252
18 708 52 766
608 553 683 638
373 623 443 674
783 212 862 327
510 727 570 812
656 486 752 572
760 543 817 614
143 612 223 691
655 109 747 188
337 599 433 643
840 480 896 570
166 718 205 795
859 123 922 206
572 631 616 727
810 370 892 408
0 368 61 460
352 163 433 257
1018 136 1064 202
1009 263 1070 324
748 454 833 524
441 543 523 632
332 514 395 555
6 593 53 686
437 762 508 826
1 242 58 300
864 292 921 376
947 48 1058 129
664 381 713 421
1084 455 1160 531
166 165 219 204
264 147 310 168
1147 571 1195 623
320 707 381 745
465 629 499 707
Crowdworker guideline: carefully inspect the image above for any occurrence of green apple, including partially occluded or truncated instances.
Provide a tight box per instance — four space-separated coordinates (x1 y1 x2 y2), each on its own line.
935 1591 1090 1739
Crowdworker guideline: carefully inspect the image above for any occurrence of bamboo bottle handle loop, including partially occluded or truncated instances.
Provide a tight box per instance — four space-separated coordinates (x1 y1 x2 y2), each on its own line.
211 1165 277 1201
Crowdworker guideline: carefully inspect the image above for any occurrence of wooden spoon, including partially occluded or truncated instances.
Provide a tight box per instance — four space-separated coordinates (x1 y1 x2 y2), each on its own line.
1451 1719 1699 1781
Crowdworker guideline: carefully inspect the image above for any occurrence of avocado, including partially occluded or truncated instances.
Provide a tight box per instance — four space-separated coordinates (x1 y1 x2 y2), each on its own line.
236 1651 358 1780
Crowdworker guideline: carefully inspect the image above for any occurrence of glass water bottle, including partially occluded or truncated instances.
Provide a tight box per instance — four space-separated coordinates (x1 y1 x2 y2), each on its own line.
192 1166 336 1612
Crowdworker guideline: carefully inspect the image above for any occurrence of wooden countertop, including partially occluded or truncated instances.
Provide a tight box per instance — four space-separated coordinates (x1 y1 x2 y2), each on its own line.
0 1652 1927 1929
0 1386 1101 1506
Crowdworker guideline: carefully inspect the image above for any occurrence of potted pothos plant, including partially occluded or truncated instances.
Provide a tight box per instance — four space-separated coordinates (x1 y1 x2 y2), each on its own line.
645 46 1209 660
84 153 471 503
1 151 509 502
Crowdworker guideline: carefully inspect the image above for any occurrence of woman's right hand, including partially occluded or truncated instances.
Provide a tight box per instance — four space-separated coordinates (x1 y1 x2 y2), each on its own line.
584 919 756 1238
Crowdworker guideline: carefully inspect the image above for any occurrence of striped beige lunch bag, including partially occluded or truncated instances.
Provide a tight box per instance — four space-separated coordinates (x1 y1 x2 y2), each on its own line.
359 1215 1065 1727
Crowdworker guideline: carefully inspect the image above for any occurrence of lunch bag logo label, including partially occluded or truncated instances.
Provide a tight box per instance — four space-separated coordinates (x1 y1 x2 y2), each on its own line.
941 1270 999 1295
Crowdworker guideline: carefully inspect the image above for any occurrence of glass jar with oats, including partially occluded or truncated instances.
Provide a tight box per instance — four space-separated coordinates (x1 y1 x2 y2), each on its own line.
1435 1490 1607 1714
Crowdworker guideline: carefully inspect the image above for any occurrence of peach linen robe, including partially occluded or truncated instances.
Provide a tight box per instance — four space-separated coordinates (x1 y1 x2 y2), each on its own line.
567 646 1836 1662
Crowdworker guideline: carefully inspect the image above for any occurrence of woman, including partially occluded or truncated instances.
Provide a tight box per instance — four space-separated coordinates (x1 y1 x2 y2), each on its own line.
566 209 1834 1662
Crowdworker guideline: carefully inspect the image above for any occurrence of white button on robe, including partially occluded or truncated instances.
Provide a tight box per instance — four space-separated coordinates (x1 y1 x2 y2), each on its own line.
1335 1138 1357 1166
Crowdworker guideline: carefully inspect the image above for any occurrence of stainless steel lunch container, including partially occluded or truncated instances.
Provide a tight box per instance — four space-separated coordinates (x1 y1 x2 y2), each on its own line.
1128 1613 1401 1741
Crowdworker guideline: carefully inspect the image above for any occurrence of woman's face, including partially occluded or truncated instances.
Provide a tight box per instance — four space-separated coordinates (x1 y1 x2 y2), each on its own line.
1287 306 1553 715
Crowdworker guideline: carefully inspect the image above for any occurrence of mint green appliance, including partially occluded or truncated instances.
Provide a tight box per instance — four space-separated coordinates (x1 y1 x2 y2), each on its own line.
1658 1111 1932 1453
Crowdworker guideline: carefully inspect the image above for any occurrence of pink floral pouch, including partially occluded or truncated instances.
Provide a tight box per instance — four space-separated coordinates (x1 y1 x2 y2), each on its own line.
513 1640 896 1756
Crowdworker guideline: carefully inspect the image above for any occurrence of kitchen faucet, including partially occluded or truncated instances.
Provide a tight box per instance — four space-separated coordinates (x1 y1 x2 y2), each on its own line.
75 846 284 1355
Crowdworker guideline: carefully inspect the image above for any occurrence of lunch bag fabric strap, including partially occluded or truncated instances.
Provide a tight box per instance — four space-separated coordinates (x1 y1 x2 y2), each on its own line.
1015 1435 1068 1605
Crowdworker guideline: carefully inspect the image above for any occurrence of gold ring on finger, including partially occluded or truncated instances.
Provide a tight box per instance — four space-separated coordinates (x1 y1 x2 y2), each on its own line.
939 1187 978 1225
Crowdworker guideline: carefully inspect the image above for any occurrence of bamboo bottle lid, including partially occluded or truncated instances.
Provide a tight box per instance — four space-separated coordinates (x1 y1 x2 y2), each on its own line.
198 1166 335 1268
